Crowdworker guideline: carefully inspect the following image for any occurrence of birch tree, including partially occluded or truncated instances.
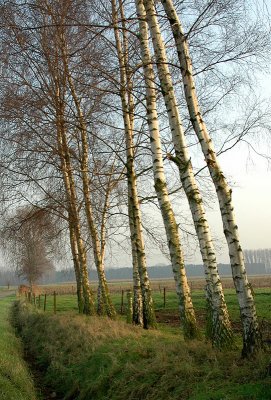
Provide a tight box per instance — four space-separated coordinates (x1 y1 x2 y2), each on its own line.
136 0 198 338
1 208 56 291
0 0 96 315
139 0 232 345
111 0 156 328
55 90 95 316
43 5 95 316
160 0 262 356
56 14 116 318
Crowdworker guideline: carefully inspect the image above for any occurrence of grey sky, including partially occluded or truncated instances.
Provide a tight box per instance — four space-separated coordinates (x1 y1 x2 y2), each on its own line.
142 74 271 267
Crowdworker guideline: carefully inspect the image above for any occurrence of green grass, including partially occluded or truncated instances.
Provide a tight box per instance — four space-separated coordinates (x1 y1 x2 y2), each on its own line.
28 288 271 350
13 287 270 399
0 296 37 400
34 288 271 329
29 288 271 346
12 298 271 400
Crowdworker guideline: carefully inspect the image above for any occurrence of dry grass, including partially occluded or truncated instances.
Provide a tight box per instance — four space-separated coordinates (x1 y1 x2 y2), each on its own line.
31 275 271 296
11 300 271 400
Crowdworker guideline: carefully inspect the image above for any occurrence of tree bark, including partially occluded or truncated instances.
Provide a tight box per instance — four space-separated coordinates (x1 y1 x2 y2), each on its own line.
128 195 143 326
55 85 95 316
161 0 261 356
39 22 94 316
69 222 84 313
137 0 198 338
111 0 156 329
61 45 116 319
120 0 143 326
141 0 232 346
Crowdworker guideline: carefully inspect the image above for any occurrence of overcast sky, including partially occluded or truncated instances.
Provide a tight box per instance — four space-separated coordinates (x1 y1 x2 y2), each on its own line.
139 76 271 268
203 143 271 262
197 72 271 265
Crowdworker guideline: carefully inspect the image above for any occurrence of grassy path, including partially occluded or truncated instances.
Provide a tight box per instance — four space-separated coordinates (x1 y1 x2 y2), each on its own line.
0 294 37 400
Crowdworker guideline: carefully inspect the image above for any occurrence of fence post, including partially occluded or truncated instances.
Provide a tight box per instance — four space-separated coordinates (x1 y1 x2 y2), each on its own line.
38 295 41 308
163 287 166 308
54 291 56 314
33 294 36 307
120 289 124 314
126 290 133 324
28 292 31 303
44 293 47 312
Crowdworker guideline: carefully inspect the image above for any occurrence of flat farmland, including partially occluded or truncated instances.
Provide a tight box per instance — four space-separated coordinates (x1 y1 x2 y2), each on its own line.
26 274 271 295
12 279 271 400
23 276 271 342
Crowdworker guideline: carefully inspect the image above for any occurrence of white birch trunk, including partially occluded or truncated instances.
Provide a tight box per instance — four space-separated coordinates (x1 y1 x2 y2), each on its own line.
141 0 232 346
128 196 143 326
112 0 156 329
120 1 143 326
137 0 198 338
161 0 261 355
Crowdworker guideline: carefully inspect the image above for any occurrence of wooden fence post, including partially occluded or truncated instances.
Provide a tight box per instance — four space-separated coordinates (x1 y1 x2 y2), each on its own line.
38 295 41 308
163 287 166 308
44 293 47 312
28 292 31 303
54 291 56 314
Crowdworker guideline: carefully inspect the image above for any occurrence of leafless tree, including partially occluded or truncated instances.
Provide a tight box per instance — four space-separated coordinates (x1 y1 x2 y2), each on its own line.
1 207 57 290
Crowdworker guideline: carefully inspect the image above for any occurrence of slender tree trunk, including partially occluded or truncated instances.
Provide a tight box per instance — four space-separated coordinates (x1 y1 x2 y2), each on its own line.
136 0 197 338
16 5 94 316
128 196 143 326
161 0 261 356
120 0 143 326
111 0 156 329
98 178 112 316
59 141 94 315
62 53 116 319
97 283 105 315
69 222 84 313
55 96 95 315
141 0 232 346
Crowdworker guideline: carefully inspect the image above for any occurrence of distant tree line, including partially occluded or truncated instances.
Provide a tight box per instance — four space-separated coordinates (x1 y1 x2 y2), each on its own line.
244 249 271 271
1 261 268 288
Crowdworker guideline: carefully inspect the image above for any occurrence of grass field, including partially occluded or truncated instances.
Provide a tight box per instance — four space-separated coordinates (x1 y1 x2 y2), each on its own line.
20 275 271 295
26 286 271 341
0 294 37 400
9 280 271 399
12 295 271 400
